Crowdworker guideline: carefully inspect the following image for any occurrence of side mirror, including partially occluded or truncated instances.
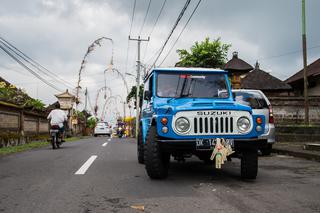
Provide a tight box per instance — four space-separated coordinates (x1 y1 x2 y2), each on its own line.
144 90 151 101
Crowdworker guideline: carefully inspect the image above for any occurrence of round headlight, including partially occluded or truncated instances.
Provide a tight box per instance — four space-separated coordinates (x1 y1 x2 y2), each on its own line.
237 117 251 133
175 117 190 133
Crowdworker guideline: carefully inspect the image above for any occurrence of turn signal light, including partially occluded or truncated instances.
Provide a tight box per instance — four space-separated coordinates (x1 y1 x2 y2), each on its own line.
256 117 262 125
162 126 168 133
161 117 168 125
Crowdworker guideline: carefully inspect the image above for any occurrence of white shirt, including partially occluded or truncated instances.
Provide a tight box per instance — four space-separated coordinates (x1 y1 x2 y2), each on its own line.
47 109 68 127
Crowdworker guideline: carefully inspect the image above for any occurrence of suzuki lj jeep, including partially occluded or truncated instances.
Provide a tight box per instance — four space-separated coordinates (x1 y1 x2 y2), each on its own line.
138 67 266 179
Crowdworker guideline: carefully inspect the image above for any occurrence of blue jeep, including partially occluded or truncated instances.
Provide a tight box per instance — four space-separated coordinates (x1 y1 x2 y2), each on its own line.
138 67 266 179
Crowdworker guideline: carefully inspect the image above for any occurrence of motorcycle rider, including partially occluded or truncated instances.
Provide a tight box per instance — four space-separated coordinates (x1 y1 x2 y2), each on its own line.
47 102 68 142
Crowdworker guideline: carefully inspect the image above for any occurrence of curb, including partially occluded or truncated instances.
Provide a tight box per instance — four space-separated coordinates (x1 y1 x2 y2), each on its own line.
272 148 320 162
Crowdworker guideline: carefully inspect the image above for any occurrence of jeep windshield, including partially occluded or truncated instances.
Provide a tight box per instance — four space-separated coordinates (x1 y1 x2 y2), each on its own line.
156 73 229 98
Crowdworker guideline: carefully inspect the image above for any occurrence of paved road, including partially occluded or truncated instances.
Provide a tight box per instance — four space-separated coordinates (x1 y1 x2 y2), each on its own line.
0 137 320 213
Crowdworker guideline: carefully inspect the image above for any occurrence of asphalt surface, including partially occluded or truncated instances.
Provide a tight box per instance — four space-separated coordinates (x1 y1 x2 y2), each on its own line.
0 137 320 213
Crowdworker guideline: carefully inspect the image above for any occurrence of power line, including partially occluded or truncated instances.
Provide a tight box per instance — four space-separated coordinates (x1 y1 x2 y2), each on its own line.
129 0 137 36
0 43 62 91
139 0 152 36
145 47 162 66
249 44 320 62
142 0 167 61
159 0 202 66
148 0 167 37
151 0 192 67
0 37 75 89
125 0 137 73
0 64 31 77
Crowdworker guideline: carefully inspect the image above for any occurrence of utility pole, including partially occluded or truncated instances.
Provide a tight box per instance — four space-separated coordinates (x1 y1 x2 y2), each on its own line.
302 0 309 125
140 63 147 79
129 36 150 137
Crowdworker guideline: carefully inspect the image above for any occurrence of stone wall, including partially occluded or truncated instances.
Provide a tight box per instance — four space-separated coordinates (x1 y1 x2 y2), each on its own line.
0 102 49 148
269 96 320 125
0 111 20 130
24 115 38 133
276 126 320 142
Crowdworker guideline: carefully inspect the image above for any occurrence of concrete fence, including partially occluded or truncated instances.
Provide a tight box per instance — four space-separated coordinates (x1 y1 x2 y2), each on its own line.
269 96 320 125
0 101 49 148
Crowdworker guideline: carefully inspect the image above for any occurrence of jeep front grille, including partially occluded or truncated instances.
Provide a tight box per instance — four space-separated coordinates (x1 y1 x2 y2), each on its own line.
172 110 252 136
193 117 234 134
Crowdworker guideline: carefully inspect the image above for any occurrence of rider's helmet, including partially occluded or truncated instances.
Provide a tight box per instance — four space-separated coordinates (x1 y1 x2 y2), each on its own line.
55 102 61 109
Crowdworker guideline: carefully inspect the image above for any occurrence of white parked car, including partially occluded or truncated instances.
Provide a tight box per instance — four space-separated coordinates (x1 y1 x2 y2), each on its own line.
94 122 112 137
232 89 275 155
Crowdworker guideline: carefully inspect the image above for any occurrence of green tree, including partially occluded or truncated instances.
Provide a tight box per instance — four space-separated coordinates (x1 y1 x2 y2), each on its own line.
176 37 231 68
126 85 144 104
87 117 97 129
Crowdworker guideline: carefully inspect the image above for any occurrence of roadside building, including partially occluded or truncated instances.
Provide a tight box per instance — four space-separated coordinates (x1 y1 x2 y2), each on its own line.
285 58 320 97
224 51 253 89
241 62 292 97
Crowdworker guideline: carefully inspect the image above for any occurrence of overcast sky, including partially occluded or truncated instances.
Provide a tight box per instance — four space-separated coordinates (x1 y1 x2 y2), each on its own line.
0 0 319 120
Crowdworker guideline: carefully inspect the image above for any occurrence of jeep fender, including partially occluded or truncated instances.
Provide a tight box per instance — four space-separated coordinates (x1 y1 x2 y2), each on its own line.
141 116 157 144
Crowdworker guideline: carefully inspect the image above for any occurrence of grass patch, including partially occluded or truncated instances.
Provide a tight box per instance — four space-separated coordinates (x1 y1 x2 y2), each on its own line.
0 141 49 156
0 137 81 156
65 137 81 142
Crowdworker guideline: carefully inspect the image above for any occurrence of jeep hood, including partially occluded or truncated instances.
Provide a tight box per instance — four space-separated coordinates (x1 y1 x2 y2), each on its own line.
154 98 252 115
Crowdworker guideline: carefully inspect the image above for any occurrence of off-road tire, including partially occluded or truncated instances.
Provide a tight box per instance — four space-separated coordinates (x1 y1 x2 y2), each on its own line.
137 127 144 164
260 144 272 156
144 126 169 179
241 149 258 179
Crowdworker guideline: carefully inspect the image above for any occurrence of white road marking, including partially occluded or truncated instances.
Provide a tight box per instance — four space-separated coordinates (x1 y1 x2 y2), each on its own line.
107 138 111 142
102 142 108 147
75 155 97 175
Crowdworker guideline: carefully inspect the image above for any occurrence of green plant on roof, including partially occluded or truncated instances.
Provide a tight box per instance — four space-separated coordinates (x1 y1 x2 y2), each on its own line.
24 99 45 111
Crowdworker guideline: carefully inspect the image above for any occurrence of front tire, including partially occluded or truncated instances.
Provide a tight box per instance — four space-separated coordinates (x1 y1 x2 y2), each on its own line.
144 126 169 179
261 144 272 156
137 127 144 164
241 149 258 179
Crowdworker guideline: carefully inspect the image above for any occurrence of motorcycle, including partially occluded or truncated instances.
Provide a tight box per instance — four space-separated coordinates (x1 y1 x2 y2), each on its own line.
117 127 124 138
50 125 62 149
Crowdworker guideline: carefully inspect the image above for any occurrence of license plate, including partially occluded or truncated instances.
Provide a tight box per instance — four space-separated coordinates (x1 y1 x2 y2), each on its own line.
195 138 234 150
196 138 216 150
225 139 234 147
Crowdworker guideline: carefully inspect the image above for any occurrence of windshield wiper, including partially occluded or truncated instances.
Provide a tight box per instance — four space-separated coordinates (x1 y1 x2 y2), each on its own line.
167 93 190 103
